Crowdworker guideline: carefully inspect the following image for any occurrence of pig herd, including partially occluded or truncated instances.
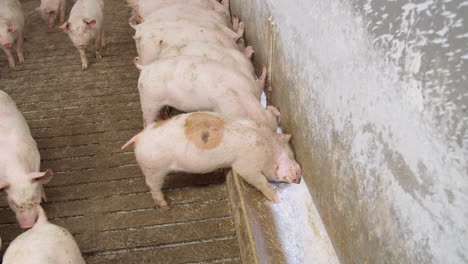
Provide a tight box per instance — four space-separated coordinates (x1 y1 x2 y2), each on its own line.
0 0 302 262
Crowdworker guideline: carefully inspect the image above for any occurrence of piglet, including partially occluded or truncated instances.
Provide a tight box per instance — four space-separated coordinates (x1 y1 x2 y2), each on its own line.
0 0 25 69
60 0 105 70
3 205 85 264
30 0 66 29
137 56 279 131
122 112 301 207
0 90 53 228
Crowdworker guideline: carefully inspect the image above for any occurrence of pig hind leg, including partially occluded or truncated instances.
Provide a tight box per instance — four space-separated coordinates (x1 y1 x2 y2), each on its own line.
100 29 106 50
141 166 170 208
141 102 164 127
244 46 254 60
94 33 102 62
233 162 279 202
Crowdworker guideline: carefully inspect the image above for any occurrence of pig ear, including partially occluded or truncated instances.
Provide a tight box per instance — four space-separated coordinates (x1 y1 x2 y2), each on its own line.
30 170 54 184
83 18 96 27
7 22 17 33
0 180 9 192
277 133 291 142
60 22 70 32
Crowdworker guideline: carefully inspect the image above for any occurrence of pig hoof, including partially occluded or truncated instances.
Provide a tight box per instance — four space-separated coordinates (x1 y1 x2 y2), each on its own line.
157 200 171 209
81 63 88 70
96 53 102 62
8 61 15 69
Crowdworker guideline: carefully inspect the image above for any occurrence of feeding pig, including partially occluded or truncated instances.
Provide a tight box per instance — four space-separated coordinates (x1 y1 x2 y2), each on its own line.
3 205 85 264
133 22 241 66
134 41 261 82
0 90 53 229
138 0 230 27
122 112 301 207
0 0 25 69
141 4 230 29
30 0 66 29
137 56 279 131
60 0 105 70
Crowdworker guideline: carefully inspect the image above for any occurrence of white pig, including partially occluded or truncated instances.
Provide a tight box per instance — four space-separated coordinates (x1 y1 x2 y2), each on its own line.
0 0 25 69
3 205 85 264
122 112 302 207
137 56 280 131
0 90 53 228
60 0 105 70
30 0 66 29
142 4 230 28
133 22 241 67
139 0 230 27
134 41 254 78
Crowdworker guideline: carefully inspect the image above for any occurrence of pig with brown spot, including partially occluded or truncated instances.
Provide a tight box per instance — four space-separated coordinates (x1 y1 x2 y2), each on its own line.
121 112 302 208
137 56 279 131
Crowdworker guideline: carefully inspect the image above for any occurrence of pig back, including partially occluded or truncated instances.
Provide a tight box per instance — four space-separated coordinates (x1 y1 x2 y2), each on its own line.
3 223 85 264
0 0 24 29
69 0 104 25
0 91 31 136
142 4 229 27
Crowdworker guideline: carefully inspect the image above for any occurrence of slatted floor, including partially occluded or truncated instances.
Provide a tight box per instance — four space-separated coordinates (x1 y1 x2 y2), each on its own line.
0 0 240 263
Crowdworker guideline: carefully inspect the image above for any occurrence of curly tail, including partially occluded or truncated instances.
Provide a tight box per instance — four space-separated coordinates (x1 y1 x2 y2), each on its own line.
35 204 48 226
121 134 139 150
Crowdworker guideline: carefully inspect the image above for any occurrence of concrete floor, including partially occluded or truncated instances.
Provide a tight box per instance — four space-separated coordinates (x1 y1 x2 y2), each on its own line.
0 0 240 263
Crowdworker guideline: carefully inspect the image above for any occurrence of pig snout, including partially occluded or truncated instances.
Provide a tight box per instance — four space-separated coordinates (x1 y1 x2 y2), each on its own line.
78 44 87 49
3 43 12 48
16 208 38 229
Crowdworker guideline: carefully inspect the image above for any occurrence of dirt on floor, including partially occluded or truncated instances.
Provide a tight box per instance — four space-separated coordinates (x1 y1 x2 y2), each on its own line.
0 0 240 263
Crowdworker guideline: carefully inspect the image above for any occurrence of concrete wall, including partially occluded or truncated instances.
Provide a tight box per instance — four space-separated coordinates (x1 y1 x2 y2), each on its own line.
230 0 467 263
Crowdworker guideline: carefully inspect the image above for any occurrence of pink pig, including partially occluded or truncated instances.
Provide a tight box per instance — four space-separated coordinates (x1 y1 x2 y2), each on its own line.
122 112 301 207
0 0 25 69
142 4 230 28
134 41 259 83
60 0 105 70
133 22 242 67
137 56 280 131
0 91 53 229
138 0 230 26
3 205 85 264
30 0 66 29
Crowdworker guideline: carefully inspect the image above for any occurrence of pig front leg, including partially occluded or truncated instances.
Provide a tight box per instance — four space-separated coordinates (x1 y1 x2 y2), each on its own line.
59 0 65 24
233 164 279 202
78 48 88 70
1 47 15 69
141 167 170 208
16 30 25 64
